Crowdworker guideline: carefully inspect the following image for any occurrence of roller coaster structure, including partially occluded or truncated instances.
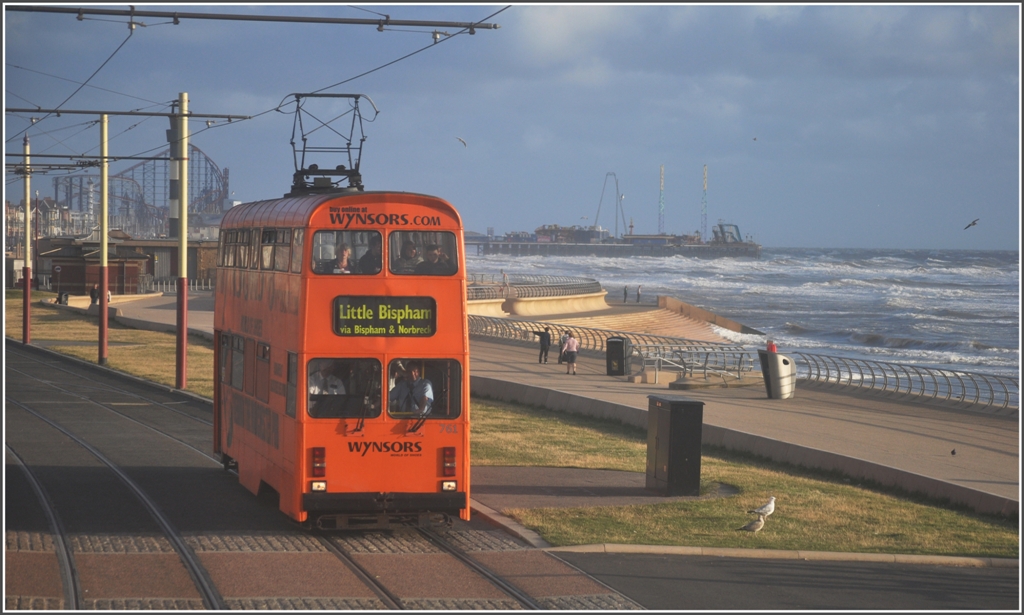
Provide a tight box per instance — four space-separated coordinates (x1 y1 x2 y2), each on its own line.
50 144 229 238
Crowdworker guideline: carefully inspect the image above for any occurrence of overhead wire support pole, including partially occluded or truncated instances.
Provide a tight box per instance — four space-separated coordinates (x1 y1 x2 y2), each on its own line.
176 93 189 390
99 114 109 365
6 6 501 31
22 136 31 345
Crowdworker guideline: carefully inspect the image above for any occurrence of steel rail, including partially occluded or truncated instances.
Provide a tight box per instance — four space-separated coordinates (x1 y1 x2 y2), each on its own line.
417 528 544 610
5 443 81 610
315 536 403 610
6 398 227 610
6 365 215 456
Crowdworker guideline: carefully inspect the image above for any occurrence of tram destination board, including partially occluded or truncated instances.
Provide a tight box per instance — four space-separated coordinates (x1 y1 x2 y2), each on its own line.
333 295 436 337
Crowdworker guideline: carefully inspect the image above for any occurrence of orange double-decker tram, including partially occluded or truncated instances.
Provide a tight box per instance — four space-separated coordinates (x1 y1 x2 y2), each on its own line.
213 190 470 529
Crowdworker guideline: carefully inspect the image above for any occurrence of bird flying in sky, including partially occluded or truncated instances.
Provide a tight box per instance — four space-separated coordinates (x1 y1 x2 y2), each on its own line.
964 218 979 229
456 137 467 147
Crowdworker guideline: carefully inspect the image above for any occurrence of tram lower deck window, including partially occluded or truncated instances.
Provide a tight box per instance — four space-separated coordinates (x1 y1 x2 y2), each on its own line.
387 359 462 419
307 358 382 419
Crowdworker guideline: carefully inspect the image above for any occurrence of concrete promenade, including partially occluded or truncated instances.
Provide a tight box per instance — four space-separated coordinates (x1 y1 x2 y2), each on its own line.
50 291 1019 516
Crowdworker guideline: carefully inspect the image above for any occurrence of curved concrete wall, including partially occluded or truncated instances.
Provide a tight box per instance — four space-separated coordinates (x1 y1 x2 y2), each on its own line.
501 291 610 316
467 298 508 317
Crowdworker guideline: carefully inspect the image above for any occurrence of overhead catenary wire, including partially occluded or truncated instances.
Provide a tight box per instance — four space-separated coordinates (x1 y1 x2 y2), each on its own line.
7 6 510 181
5 30 136 144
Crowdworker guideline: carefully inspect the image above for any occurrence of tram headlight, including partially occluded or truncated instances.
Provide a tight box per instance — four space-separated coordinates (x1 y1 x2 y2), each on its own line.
311 481 327 492
441 481 457 492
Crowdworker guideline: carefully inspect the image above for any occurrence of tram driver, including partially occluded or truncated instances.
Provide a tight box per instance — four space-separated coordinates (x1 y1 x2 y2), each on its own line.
309 360 346 396
389 363 433 416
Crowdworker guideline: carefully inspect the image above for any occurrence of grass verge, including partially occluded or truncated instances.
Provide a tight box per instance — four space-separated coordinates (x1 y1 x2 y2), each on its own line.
6 290 215 399
7 290 1018 557
472 397 1018 558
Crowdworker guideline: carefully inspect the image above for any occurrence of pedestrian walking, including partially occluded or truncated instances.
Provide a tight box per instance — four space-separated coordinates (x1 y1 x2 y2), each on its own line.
623 285 628 303
563 332 580 375
557 330 569 364
636 285 642 304
533 327 552 363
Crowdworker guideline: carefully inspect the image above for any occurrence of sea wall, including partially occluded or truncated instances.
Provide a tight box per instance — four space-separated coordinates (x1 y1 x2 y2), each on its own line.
659 296 763 335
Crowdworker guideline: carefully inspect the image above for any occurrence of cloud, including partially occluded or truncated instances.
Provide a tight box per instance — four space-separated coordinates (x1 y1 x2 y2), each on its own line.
512 5 642 66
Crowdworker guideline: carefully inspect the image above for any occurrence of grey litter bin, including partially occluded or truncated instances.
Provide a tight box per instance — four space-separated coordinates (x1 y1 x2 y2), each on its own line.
606 337 630 376
59 292 69 305
646 395 704 496
757 349 796 399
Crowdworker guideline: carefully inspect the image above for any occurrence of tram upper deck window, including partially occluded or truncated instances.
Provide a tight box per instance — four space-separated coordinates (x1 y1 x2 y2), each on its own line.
307 358 382 419
387 359 462 421
312 231 382 275
389 231 459 276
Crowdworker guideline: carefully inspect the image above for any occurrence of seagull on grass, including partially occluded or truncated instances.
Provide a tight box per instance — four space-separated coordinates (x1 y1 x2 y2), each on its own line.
748 496 776 518
739 514 766 533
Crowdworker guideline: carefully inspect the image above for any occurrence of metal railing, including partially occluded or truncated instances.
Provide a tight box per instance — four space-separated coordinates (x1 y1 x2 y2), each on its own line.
787 352 1019 411
467 274 603 302
470 312 1017 412
139 278 214 293
632 344 756 381
468 315 738 356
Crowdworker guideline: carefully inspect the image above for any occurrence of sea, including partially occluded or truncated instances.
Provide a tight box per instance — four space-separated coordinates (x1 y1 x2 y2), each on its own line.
466 248 1020 379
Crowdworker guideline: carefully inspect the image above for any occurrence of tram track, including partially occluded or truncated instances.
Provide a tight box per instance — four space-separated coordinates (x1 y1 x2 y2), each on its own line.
7 341 642 610
6 397 226 610
417 527 544 609
5 444 81 610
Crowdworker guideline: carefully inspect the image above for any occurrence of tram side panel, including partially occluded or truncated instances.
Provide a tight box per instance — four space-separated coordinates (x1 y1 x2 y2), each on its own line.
214 264 303 513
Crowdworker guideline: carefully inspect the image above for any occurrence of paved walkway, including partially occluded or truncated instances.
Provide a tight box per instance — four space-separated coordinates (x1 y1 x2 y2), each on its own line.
468 339 1018 508
52 292 1020 515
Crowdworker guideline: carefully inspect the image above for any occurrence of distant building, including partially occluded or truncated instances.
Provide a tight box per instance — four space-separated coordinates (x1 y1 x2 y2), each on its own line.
534 224 610 244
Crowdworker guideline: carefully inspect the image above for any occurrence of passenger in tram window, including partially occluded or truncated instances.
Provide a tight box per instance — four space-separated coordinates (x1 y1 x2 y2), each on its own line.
332 243 353 273
308 360 346 396
414 244 456 275
389 364 433 416
393 240 423 274
358 234 383 274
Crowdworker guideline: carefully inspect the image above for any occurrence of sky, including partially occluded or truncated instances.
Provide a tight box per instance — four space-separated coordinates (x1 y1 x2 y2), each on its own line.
4 3 1021 250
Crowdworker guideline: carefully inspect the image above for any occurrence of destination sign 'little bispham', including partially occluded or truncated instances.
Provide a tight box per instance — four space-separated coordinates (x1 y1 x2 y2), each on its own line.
333 296 436 337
